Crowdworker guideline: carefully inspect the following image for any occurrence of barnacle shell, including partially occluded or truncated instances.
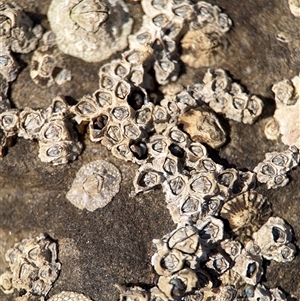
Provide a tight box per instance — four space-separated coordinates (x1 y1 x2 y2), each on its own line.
66 160 121 211
232 250 263 285
0 109 19 137
252 216 296 262
0 233 61 299
206 253 231 274
196 217 224 246
253 146 300 189
247 284 271 301
0 2 43 53
0 46 19 82
149 287 169 301
157 268 198 300
48 0 133 62
264 117 280 140
289 0 300 17
220 190 272 242
179 108 226 148
115 285 149 301
48 291 92 301
18 108 46 140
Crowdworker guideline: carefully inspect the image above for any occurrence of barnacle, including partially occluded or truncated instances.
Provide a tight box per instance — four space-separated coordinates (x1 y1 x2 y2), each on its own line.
220 190 272 242
253 146 300 189
179 107 227 148
0 46 19 82
48 291 92 301
66 160 121 211
0 233 61 300
0 1 43 53
30 31 71 88
48 0 133 62
252 217 296 262
289 0 300 17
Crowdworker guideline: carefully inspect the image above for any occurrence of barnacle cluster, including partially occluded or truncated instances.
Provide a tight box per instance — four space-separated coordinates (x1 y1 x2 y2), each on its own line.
254 146 300 189
30 31 72 88
189 69 264 124
0 96 82 165
0 233 61 301
0 1 299 301
265 73 300 148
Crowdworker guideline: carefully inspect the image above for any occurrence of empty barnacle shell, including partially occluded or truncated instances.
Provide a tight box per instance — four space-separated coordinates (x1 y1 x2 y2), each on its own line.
264 117 280 141
134 166 164 193
179 195 202 216
196 217 224 246
179 108 226 149
157 268 198 300
198 196 222 220
47 291 92 301
0 109 19 137
0 46 19 82
0 233 61 299
252 216 296 262
232 250 263 286
88 114 109 142
220 190 272 241
48 0 133 62
18 108 46 140
45 96 70 117
66 160 121 211
38 140 82 165
115 285 149 301
185 142 207 167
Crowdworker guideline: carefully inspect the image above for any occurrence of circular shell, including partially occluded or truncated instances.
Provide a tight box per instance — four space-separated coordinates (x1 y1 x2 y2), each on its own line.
48 291 92 301
66 160 121 211
47 0 133 62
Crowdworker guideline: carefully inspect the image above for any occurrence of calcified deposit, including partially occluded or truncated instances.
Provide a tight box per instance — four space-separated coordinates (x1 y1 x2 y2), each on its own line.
0 1 300 301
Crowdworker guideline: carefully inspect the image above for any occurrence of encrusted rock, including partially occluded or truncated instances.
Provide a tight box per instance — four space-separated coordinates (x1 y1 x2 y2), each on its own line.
66 160 121 211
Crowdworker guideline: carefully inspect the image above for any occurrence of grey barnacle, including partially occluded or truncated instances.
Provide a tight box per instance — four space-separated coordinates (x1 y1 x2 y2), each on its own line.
47 291 92 301
0 233 61 300
66 160 121 211
0 109 19 137
47 0 133 62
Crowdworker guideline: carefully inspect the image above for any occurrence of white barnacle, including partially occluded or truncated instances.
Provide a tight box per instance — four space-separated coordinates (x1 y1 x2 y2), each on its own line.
47 0 133 62
66 160 121 211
